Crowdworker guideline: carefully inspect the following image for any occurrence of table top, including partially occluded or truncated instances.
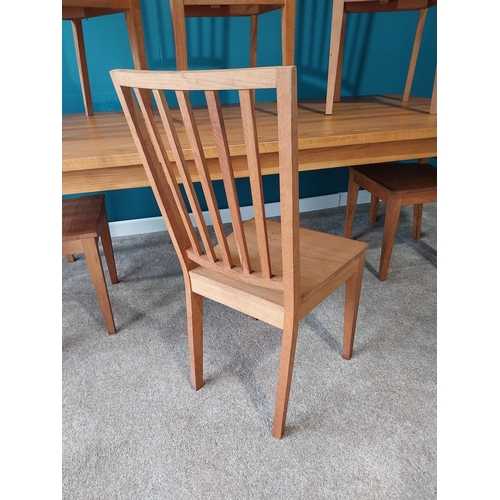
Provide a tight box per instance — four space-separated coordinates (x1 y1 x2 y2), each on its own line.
62 94 437 194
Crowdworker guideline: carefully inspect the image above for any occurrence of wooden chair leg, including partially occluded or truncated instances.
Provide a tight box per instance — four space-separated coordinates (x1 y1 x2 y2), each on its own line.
100 211 119 284
412 203 423 240
369 195 379 223
70 18 93 116
123 2 152 109
123 4 148 72
378 195 402 281
186 285 204 390
429 70 437 115
250 14 258 67
325 0 346 114
81 237 116 334
281 0 296 66
66 254 75 263
333 11 346 103
342 254 366 360
272 315 300 439
402 8 427 101
170 1 189 70
344 169 359 238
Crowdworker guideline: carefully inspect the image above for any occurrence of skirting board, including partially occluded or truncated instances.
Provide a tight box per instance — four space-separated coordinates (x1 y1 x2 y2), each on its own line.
109 190 371 238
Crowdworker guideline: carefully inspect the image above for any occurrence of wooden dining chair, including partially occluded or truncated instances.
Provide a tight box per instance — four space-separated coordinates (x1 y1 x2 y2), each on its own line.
111 65 368 438
168 0 296 70
62 194 119 334
63 0 149 116
325 0 437 115
343 160 436 281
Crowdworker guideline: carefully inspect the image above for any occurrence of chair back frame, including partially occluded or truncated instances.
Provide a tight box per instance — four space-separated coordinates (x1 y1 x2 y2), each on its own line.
110 66 299 300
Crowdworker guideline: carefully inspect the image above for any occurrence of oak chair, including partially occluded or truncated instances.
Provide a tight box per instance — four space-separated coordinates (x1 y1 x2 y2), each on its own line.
62 0 149 116
62 194 119 334
168 0 296 70
343 161 436 281
325 0 437 115
111 65 368 438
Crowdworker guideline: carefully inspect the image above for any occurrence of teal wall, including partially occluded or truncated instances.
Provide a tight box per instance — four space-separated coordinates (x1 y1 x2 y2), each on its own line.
62 0 437 222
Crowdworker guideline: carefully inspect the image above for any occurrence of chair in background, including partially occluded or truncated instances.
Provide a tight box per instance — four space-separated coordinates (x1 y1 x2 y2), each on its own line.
62 0 149 116
62 194 119 334
168 0 296 70
325 0 437 115
111 65 368 438
343 161 436 281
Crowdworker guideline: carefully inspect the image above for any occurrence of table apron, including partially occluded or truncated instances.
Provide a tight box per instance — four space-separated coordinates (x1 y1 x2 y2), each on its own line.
62 137 437 194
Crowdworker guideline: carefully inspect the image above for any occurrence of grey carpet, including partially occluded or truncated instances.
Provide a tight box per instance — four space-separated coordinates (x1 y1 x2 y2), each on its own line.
62 202 437 500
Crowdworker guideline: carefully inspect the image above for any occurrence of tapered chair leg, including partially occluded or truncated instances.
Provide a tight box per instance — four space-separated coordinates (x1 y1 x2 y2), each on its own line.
379 196 402 281
187 285 204 390
369 195 379 223
333 11 346 103
342 254 366 360
250 15 258 67
325 0 346 114
272 316 300 439
412 203 423 240
344 171 360 238
81 237 116 334
100 212 119 284
70 18 93 116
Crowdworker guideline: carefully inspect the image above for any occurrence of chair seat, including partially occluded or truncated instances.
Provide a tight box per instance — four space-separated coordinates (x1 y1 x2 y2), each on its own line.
350 162 437 197
183 3 284 17
190 218 368 327
63 194 105 241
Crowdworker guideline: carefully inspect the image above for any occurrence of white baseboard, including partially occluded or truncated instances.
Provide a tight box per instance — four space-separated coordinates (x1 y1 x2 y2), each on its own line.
109 190 371 238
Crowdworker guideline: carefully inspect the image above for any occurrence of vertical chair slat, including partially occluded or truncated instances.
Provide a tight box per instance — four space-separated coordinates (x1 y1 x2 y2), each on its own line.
205 90 252 274
239 89 272 279
176 90 233 269
153 89 215 261
112 84 195 267
134 87 202 255
152 89 206 243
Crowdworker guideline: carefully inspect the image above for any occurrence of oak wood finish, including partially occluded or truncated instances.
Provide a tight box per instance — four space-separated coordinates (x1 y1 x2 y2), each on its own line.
62 0 149 116
62 94 437 194
343 161 436 281
168 0 295 70
111 66 368 438
325 0 437 115
62 194 119 333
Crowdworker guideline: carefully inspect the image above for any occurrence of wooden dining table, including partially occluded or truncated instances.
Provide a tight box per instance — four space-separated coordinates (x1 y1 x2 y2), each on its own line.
62 94 437 195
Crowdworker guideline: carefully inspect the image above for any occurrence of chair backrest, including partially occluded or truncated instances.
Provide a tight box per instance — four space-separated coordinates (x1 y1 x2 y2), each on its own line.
111 66 299 293
168 0 295 70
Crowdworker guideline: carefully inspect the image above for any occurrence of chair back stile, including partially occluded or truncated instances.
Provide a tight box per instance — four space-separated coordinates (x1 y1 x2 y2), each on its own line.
275 68 300 309
111 66 299 294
